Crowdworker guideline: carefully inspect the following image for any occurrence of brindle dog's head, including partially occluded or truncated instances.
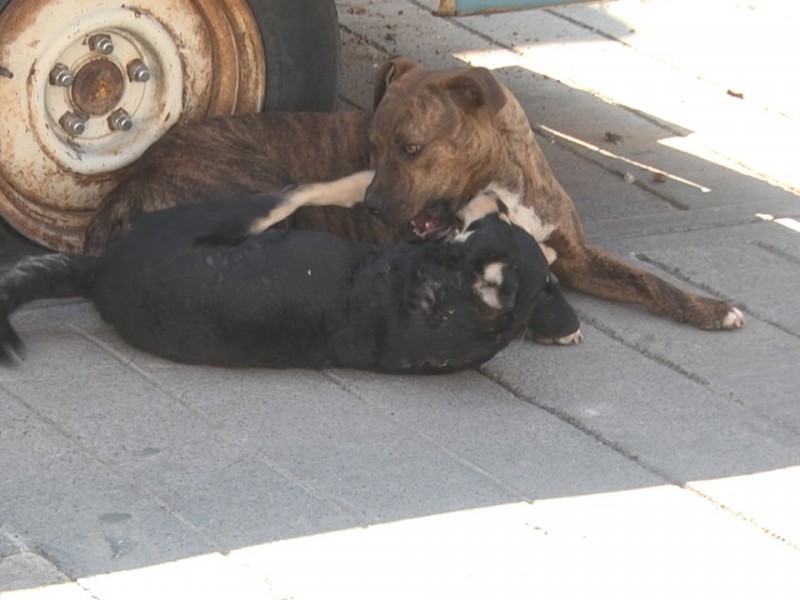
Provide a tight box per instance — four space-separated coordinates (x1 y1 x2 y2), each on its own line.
366 57 510 239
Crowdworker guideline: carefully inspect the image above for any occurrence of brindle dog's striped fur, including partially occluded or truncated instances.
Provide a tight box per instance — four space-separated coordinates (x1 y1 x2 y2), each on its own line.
83 111 404 254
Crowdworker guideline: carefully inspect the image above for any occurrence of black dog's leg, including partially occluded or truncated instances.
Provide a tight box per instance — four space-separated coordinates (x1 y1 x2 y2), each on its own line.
195 171 375 247
192 194 287 247
193 218 261 247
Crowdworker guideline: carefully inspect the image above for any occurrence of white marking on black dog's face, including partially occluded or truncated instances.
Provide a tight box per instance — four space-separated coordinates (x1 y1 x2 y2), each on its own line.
474 261 507 310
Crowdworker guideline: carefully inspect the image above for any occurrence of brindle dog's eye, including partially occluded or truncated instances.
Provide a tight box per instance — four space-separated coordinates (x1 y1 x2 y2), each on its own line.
403 143 421 156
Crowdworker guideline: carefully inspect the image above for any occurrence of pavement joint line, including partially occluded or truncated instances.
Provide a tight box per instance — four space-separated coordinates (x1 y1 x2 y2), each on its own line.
634 252 737 303
0 526 101 599
544 7 629 46
65 324 369 526
634 253 800 342
545 5 796 128
322 369 536 503
576 311 710 387
0 524 35 560
610 103 687 136
586 218 764 244
536 123 709 196
477 363 675 481
750 239 800 267
405 0 517 56
423 0 686 127
676 484 800 554
533 125 694 211
575 311 800 438
477 364 800 553
337 93 366 111
339 22 393 57
1 383 227 562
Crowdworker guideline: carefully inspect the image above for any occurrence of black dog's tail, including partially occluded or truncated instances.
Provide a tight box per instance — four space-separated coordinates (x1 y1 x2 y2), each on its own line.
0 253 97 362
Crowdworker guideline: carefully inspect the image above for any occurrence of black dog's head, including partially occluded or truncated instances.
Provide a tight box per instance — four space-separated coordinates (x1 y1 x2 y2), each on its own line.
387 214 577 373
459 214 579 341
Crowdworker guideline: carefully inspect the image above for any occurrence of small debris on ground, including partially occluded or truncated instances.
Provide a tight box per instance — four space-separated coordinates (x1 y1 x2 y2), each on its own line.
348 5 367 15
604 131 624 145
727 89 744 99
652 171 668 183
623 172 635 184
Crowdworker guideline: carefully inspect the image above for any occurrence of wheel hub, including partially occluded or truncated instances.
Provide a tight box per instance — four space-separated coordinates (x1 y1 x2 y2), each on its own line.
71 58 126 116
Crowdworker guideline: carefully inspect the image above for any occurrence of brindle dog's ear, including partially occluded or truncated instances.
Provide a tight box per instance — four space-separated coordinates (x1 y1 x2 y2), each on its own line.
373 56 420 109
444 67 507 115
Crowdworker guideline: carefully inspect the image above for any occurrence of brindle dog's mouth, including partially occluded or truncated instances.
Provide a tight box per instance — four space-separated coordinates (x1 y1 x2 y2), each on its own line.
409 200 459 239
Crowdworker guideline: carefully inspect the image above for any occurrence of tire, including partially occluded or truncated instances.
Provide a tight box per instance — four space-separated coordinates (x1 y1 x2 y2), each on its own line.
249 0 341 111
0 0 342 252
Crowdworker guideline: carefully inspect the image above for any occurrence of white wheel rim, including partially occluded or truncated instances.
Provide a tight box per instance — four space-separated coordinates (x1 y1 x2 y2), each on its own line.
0 0 265 251
28 7 183 176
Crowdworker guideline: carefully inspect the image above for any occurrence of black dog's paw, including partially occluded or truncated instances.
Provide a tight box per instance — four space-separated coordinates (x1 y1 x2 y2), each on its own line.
410 269 446 315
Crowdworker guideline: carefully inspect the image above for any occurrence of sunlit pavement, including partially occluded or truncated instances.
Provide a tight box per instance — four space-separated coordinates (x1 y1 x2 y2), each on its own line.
2 1 799 598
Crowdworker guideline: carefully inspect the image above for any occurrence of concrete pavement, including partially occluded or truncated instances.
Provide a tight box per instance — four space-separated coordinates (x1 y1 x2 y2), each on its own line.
2 1 799 598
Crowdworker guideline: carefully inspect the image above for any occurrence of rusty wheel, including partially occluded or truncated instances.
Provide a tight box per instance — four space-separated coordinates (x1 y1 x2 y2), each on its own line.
0 0 340 252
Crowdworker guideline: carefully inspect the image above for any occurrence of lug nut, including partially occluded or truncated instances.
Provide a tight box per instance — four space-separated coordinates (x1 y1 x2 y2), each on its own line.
127 59 151 83
89 34 114 55
109 108 133 131
49 63 74 87
59 112 87 136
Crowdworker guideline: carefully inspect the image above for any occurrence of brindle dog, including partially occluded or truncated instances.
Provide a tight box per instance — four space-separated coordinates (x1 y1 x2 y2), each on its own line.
363 58 743 331
85 57 742 331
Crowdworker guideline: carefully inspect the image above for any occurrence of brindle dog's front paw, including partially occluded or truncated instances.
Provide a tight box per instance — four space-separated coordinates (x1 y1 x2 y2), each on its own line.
685 298 745 330
721 307 745 329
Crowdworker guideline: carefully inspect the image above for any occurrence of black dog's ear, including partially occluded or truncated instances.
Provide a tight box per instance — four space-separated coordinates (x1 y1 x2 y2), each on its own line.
373 56 420 109
443 67 507 116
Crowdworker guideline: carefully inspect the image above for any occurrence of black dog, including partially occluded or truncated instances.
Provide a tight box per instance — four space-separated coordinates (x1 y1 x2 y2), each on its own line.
0 194 578 373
